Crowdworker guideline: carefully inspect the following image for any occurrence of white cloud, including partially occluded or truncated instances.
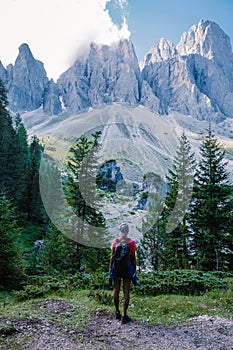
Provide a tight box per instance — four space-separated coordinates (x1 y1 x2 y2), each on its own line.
0 0 130 80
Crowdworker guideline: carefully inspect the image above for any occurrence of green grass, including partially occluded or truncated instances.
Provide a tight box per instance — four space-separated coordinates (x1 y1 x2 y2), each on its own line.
99 284 233 325
0 290 100 331
0 338 26 350
129 289 232 324
1 282 232 328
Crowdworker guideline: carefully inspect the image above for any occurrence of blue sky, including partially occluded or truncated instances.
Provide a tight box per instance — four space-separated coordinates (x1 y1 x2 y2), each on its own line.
1 0 233 79
108 0 233 60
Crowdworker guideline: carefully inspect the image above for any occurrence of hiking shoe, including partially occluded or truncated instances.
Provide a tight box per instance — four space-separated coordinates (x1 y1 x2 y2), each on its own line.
114 311 122 320
122 315 131 324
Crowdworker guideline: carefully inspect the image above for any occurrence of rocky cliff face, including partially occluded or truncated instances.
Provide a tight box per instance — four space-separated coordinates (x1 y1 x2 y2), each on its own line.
43 79 62 115
141 20 233 122
177 20 233 119
0 20 233 124
6 44 49 112
57 39 142 113
97 160 123 192
177 19 233 72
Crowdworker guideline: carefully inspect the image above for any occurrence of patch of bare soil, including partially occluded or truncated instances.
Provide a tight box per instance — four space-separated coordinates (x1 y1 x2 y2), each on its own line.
0 299 232 350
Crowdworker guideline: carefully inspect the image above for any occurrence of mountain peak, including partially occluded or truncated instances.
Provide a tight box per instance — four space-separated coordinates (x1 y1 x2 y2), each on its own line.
140 38 177 69
17 43 34 61
6 42 49 112
176 19 233 62
88 38 136 59
58 36 141 114
75 38 135 62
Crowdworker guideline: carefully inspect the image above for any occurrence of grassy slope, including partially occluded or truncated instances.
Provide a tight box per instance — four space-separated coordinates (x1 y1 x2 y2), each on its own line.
0 281 232 329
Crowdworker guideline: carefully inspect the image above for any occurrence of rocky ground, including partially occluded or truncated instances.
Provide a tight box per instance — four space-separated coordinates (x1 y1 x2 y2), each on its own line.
0 299 232 350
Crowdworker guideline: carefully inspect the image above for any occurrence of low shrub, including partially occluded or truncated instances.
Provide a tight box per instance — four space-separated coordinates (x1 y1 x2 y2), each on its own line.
13 272 93 301
134 270 230 296
88 289 112 305
13 284 48 301
89 271 110 290
12 269 232 301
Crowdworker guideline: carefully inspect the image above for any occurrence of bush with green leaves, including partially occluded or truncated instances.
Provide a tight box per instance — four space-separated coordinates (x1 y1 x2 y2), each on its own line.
88 290 112 305
13 284 49 301
12 269 232 301
135 270 230 296
89 270 110 290
13 272 93 301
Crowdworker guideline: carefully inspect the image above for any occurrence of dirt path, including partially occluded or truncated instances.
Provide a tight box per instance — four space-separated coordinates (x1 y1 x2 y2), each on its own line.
0 299 232 350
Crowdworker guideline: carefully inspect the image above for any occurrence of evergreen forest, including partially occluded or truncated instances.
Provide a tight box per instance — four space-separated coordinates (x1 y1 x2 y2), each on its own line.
0 77 232 301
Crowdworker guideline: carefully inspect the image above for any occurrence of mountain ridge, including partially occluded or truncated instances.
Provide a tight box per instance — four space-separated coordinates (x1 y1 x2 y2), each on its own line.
0 19 233 138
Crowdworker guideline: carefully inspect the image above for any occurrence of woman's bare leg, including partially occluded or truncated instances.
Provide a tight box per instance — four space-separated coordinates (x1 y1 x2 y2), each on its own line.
122 279 131 316
113 278 121 312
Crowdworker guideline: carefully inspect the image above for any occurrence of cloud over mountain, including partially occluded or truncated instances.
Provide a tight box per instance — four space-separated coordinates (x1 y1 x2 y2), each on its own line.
0 0 130 80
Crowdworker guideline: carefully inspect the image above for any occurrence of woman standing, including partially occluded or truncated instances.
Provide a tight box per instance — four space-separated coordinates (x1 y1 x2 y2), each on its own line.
109 223 137 324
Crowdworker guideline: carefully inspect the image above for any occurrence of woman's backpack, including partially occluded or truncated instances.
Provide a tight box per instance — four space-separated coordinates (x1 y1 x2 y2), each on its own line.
113 239 131 278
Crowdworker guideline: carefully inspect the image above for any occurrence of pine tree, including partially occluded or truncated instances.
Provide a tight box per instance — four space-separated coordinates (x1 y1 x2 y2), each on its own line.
0 79 17 195
12 114 31 213
40 222 79 274
41 222 110 274
39 156 63 220
0 78 8 109
64 132 108 269
28 135 44 223
0 192 24 290
140 193 166 270
163 132 196 269
228 187 233 270
0 81 30 213
190 126 232 271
